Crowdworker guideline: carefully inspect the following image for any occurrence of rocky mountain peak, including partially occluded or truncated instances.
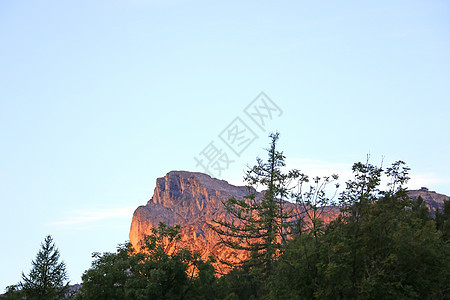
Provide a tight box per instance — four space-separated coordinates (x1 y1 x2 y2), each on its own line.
129 171 260 269
129 171 448 272
150 171 252 212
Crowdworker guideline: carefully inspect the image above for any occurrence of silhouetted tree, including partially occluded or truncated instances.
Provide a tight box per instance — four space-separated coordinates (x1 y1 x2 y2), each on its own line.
266 160 449 299
20 235 69 300
213 133 303 274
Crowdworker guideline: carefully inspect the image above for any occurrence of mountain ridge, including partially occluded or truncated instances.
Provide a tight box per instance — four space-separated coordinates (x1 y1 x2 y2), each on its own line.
129 170 448 270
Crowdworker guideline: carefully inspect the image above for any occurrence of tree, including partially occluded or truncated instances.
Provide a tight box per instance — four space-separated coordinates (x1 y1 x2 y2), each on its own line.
292 174 339 238
436 199 450 241
3 284 24 300
212 132 302 275
125 223 202 299
261 162 339 300
265 160 449 299
20 235 69 300
77 223 216 300
263 174 339 299
76 243 133 299
313 160 449 299
335 159 385 298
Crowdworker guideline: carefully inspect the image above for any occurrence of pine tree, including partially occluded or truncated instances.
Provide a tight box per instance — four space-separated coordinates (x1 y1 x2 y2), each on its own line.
20 235 69 300
213 132 302 274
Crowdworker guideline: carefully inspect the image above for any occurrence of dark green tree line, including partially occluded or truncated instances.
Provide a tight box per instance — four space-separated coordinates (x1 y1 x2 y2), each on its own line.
265 160 449 300
76 222 216 300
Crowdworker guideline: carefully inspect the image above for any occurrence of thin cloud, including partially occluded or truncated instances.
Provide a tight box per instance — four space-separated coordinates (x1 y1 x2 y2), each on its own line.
49 206 136 226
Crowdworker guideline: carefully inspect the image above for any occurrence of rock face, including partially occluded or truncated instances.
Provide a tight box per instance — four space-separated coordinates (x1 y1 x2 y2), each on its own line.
129 171 448 271
129 170 338 271
407 187 449 214
129 171 256 271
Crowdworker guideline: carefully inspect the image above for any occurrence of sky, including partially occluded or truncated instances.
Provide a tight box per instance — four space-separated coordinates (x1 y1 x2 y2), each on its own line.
1 0 449 289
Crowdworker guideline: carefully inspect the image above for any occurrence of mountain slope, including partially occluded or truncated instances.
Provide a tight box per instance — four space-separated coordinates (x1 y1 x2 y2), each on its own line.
129 171 448 271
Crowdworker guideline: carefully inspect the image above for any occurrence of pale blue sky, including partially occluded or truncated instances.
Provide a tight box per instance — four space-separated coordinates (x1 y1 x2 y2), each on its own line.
1 0 449 289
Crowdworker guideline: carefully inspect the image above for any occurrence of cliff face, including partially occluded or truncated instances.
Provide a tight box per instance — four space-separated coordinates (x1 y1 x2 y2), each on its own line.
130 171 448 271
129 171 256 269
407 188 449 213
129 171 338 271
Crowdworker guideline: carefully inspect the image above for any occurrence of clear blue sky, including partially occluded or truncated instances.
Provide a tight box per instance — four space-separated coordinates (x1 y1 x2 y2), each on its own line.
1 0 449 289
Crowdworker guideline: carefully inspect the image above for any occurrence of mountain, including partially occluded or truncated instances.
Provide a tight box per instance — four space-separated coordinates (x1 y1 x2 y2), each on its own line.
129 170 337 271
129 171 254 270
129 171 448 271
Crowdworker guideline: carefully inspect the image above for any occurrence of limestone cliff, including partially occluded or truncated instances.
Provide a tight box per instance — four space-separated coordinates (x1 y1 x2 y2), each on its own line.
129 171 255 271
129 171 448 272
129 171 338 272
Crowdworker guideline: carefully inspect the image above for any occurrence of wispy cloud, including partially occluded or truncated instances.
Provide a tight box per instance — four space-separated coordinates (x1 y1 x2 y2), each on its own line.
49 206 136 226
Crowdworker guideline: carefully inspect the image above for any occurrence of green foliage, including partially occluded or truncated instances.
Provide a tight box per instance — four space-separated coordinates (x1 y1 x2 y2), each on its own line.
436 199 450 241
316 194 449 299
75 243 133 299
73 147 449 299
292 173 339 237
266 160 450 300
2 285 24 300
76 222 216 300
19 235 69 300
215 266 261 300
213 132 303 274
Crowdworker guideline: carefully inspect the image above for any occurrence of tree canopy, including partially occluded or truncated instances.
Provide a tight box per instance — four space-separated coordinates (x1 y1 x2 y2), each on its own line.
76 222 216 300
212 132 304 274
8 235 70 300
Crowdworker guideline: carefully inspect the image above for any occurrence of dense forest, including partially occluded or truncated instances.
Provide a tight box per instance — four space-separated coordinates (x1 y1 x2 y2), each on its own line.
4 133 449 299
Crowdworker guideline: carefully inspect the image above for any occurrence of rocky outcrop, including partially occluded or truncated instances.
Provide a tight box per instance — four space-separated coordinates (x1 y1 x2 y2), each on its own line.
129 171 253 271
407 188 449 214
129 171 337 271
129 172 448 272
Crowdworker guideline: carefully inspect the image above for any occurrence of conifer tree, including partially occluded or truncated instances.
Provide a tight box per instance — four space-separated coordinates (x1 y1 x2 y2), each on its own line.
213 132 302 273
20 235 69 300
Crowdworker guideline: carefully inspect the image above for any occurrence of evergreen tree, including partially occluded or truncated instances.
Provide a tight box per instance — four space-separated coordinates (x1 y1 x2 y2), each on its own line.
266 160 450 299
212 132 302 274
20 235 69 300
436 199 450 241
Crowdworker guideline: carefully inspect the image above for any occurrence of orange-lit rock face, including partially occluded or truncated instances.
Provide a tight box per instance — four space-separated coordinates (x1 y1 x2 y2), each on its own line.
129 171 251 269
129 171 339 273
130 172 449 275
